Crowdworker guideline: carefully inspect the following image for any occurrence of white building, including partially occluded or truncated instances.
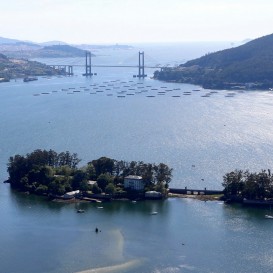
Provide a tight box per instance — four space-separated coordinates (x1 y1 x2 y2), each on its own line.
124 175 145 191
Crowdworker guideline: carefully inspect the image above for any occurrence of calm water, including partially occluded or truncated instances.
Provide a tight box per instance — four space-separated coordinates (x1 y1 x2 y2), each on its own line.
1 43 273 272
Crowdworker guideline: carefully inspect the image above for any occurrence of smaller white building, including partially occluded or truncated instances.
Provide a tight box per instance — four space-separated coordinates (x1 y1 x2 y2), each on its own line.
63 190 80 199
87 180 97 186
124 175 145 191
145 191 162 199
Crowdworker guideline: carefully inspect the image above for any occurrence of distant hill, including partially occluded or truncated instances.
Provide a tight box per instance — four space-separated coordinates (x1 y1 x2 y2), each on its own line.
0 36 23 44
0 43 93 58
0 36 132 58
76 44 134 51
154 33 273 90
33 44 91 58
39 41 68 46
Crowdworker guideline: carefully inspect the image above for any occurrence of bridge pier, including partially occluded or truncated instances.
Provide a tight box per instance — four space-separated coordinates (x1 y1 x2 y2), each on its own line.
134 51 147 78
83 51 96 76
67 65 73 76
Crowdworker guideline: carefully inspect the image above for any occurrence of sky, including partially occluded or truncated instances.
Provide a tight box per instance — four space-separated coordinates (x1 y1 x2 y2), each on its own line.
1 0 273 44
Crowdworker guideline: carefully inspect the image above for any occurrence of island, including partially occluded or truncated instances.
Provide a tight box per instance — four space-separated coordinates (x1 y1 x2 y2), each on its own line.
5 149 173 201
25 44 94 58
222 169 273 207
154 33 273 90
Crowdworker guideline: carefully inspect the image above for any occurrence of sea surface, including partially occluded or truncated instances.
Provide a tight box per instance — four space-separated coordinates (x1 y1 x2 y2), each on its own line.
1 42 273 273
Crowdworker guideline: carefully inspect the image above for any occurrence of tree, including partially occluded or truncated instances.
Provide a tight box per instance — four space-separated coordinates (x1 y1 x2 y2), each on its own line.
85 163 96 180
91 157 115 176
222 169 244 196
155 181 167 195
154 163 173 187
48 179 66 195
105 183 115 195
92 183 102 194
7 155 29 188
72 169 88 190
97 173 113 191
243 173 259 199
141 163 154 185
35 185 48 195
58 151 80 169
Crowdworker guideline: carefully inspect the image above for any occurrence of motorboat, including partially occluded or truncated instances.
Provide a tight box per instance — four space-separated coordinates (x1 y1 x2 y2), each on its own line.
23 77 38 82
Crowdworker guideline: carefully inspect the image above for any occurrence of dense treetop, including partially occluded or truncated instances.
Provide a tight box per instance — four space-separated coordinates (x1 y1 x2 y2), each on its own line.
222 169 273 200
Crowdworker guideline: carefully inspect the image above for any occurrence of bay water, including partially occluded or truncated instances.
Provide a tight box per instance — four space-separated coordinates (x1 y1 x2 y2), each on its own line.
1 42 273 272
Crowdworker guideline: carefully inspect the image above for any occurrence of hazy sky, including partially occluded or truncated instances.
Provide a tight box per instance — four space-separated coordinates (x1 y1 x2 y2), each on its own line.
1 0 273 44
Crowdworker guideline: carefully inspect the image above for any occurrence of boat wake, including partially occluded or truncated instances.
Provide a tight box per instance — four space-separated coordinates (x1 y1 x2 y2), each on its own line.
74 259 143 273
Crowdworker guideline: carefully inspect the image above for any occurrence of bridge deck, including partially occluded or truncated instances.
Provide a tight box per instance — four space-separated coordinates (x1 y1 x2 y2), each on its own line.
50 64 164 68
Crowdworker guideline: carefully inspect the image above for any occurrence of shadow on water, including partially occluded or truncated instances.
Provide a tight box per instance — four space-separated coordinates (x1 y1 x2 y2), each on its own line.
8 186 67 213
223 202 273 223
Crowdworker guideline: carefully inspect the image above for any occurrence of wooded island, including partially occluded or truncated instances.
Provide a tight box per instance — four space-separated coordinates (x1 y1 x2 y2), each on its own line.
6 149 172 200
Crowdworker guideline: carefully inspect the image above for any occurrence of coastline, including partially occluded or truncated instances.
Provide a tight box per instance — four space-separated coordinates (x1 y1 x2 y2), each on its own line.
50 193 224 203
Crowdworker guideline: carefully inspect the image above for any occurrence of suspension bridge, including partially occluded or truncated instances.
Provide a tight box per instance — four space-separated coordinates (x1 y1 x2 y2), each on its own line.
49 51 174 77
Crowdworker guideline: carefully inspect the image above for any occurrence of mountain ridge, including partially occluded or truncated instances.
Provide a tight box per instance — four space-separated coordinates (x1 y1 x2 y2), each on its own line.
154 33 273 90
0 36 133 58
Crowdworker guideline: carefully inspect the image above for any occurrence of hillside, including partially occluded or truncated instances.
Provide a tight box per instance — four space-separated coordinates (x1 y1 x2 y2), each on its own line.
154 33 273 90
0 36 132 59
33 44 90 58
0 43 92 58
0 36 24 44
0 53 66 81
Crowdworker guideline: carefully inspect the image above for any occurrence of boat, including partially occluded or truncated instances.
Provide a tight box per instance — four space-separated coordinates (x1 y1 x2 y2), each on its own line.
265 215 273 219
150 211 158 215
77 209 85 213
23 77 38 82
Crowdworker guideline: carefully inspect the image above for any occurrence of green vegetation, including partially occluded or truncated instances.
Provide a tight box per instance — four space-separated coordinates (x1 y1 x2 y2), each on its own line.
154 33 273 90
6 149 173 198
31 45 92 58
222 169 273 200
0 53 65 80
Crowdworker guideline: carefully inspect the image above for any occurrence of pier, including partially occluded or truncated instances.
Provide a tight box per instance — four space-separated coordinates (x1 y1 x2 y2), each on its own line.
169 187 223 195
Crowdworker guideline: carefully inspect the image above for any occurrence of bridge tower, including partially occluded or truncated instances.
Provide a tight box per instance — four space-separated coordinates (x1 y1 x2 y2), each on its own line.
67 65 73 76
134 51 147 78
83 51 96 76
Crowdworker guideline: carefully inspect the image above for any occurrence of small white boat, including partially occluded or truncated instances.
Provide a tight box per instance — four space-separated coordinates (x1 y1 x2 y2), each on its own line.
150 212 158 215
77 209 85 213
97 206 104 209
265 215 273 219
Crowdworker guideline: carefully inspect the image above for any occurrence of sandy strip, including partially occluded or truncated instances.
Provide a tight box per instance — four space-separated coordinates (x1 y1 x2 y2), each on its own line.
75 259 142 273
